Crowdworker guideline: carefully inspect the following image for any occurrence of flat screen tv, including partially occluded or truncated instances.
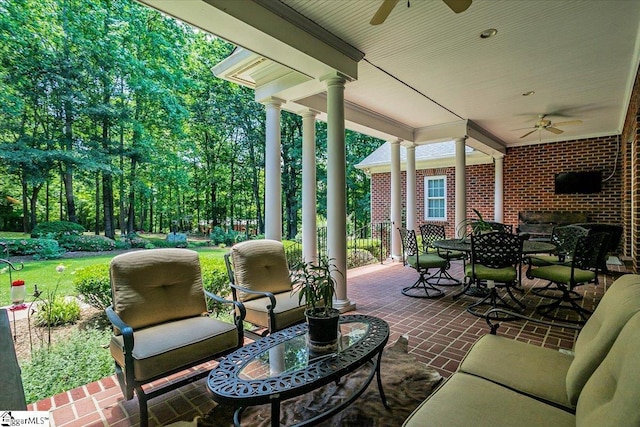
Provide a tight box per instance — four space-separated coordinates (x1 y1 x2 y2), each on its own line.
554 171 602 194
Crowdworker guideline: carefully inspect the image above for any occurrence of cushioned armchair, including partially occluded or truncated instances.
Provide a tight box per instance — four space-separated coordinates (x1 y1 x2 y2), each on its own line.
529 232 609 323
106 249 245 427
398 227 448 298
527 224 589 296
419 223 465 285
225 239 307 338
464 232 525 318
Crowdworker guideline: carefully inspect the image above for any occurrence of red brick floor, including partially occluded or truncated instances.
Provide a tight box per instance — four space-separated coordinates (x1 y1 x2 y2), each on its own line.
28 258 629 426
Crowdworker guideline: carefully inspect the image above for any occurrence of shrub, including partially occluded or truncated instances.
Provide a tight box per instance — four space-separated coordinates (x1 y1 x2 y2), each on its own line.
21 328 113 404
209 227 241 246
0 238 64 259
31 221 85 239
58 234 116 252
200 257 232 315
74 264 111 310
34 296 81 327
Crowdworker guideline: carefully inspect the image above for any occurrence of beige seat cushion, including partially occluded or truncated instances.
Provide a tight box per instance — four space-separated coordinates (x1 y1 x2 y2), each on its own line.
458 334 574 408
576 311 640 427
110 249 207 329
110 316 239 382
230 240 292 302
243 292 307 331
402 372 575 427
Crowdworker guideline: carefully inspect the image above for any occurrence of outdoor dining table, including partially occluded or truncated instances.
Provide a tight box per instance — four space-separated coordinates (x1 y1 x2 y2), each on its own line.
432 238 556 297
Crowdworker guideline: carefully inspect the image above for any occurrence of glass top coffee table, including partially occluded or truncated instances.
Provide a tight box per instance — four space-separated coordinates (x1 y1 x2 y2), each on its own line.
207 314 390 427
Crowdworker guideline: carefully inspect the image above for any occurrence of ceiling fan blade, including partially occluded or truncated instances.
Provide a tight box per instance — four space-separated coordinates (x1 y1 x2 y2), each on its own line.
545 127 564 135
370 0 400 25
443 0 473 13
552 120 583 127
520 130 537 139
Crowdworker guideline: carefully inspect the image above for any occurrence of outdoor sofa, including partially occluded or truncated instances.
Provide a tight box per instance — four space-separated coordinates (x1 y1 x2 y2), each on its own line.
403 273 640 427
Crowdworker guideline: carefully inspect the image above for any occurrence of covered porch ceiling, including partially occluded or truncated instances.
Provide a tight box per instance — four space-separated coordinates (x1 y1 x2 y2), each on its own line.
139 0 640 157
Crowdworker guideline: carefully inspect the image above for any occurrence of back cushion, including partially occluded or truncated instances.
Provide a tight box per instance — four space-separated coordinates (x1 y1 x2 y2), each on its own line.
566 274 640 404
576 311 640 426
110 248 207 330
231 240 292 302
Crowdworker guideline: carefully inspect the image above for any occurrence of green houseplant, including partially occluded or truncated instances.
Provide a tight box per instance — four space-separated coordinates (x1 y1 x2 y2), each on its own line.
456 208 494 239
291 257 342 351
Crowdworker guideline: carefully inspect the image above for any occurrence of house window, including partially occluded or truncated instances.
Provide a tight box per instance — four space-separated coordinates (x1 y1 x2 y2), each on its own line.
424 176 446 220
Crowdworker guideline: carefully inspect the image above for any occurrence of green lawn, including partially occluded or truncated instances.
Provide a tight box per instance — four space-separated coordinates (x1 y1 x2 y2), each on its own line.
0 246 227 307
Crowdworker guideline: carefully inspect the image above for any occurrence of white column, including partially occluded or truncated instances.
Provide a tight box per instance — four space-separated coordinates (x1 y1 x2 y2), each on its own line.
406 144 417 231
301 109 319 264
263 97 284 241
390 139 402 259
454 137 467 238
322 73 353 311
494 155 504 223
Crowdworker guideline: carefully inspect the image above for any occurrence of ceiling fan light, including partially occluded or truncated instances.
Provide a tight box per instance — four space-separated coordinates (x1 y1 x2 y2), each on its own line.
480 28 498 39
522 91 535 96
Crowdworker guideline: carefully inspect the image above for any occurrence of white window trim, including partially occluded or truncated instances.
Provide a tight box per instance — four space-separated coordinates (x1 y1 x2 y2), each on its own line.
424 175 447 221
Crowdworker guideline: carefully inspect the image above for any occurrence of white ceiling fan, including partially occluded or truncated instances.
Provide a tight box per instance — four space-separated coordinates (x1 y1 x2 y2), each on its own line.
517 114 583 139
370 0 473 25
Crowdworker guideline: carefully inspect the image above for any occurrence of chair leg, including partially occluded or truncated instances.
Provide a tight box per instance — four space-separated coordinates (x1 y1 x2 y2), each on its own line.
466 284 523 319
402 270 444 299
429 265 462 286
136 385 149 427
532 281 582 300
536 286 592 324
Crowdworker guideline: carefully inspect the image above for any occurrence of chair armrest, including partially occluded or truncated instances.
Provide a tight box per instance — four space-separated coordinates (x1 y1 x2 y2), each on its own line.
204 289 247 322
105 306 135 388
484 308 583 335
229 282 278 309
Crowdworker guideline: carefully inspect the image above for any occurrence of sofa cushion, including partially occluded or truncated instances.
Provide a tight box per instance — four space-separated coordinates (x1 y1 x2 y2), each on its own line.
458 334 574 408
110 249 207 330
576 311 640 427
242 291 308 331
231 240 292 302
566 273 640 404
110 315 239 382
402 372 575 427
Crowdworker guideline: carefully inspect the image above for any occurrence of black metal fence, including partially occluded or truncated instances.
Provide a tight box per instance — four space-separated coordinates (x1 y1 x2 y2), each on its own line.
285 221 392 269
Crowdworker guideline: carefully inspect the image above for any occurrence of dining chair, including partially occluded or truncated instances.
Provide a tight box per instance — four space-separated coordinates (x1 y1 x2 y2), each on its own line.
529 232 609 324
527 224 589 297
398 227 448 298
464 232 525 318
419 223 465 285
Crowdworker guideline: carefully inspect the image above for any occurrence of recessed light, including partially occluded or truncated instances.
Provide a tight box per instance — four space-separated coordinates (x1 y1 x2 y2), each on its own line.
480 28 498 39
522 91 535 96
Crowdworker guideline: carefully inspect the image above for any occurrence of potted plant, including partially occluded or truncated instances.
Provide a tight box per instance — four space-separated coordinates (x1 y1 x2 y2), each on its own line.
456 208 493 239
291 257 342 352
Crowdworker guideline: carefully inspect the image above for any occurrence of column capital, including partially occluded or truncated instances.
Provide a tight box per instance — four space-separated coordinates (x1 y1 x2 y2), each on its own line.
454 136 468 143
390 138 403 146
493 154 505 161
297 108 321 118
258 96 285 107
320 71 349 86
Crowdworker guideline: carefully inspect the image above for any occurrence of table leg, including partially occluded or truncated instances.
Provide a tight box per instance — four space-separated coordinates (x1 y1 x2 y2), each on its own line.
271 399 281 427
375 350 389 409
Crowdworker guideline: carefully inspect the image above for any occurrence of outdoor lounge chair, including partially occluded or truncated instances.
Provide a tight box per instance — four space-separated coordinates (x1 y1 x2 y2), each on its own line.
106 248 245 427
419 223 465 285
225 239 307 338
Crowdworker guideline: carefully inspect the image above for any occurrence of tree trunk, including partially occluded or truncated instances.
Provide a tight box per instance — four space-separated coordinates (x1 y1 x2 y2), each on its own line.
94 174 100 235
126 157 137 234
103 173 115 239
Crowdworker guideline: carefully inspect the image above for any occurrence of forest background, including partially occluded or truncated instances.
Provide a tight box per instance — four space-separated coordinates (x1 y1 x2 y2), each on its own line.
0 0 381 240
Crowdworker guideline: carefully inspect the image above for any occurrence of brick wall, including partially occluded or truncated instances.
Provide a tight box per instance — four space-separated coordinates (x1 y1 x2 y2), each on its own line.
621 62 640 269
370 135 624 253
